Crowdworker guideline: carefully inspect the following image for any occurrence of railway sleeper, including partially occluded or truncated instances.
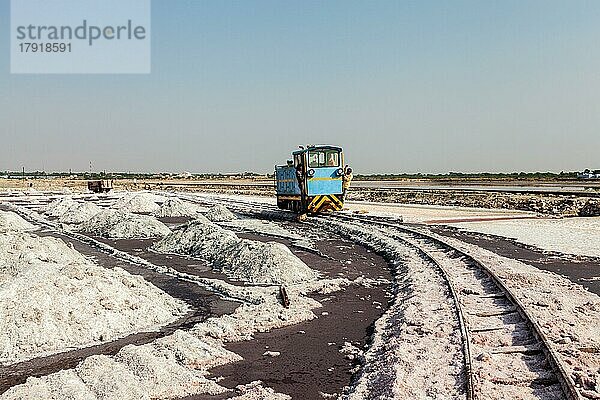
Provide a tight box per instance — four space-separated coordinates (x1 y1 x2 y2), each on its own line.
470 325 507 333
490 343 542 355
488 372 560 387
477 292 506 299
472 306 518 317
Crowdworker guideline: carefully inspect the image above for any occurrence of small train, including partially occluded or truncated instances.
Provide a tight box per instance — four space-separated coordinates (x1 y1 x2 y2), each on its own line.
87 180 114 193
275 145 352 214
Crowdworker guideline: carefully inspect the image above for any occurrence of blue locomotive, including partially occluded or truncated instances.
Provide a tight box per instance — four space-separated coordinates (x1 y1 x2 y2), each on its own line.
275 145 352 214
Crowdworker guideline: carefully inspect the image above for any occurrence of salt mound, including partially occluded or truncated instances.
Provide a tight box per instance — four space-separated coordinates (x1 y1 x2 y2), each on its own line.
0 233 186 365
205 205 236 222
231 381 291 400
224 219 300 239
120 196 160 213
152 198 201 218
81 209 171 239
44 197 78 217
0 330 238 399
152 218 317 285
58 202 102 224
113 193 165 213
0 211 37 233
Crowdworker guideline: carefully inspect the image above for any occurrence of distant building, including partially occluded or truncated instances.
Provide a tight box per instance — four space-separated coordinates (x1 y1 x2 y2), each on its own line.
577 169 600 179
177 171 193 179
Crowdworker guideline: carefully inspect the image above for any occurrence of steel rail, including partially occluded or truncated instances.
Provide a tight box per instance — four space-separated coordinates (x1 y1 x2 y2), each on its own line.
155 192 580 399
329 212 580 400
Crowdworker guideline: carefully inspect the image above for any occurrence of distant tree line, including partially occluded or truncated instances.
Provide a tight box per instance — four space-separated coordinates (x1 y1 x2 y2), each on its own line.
0 171 267 179
0 170 588 181
354 171 580 181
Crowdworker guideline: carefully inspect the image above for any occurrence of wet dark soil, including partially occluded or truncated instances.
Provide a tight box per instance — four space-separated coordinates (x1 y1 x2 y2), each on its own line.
184 230 393 400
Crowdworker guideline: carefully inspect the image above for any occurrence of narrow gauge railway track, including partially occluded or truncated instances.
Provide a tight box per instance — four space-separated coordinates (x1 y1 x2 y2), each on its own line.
1 193 583 398
175 194 580 399
327 212 580 400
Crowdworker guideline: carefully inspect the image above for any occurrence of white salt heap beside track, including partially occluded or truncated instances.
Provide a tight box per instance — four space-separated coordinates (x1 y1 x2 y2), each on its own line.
152 197 202 218
152 217 318 285
43 197 78 217
0 211 37 233
112 192 166 213
57 202 102 224
205 204 236 222
0 232 187 365
80 209 171 239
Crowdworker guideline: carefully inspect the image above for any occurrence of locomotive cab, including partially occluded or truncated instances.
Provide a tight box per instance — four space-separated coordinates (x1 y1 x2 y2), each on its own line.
276 145 350 214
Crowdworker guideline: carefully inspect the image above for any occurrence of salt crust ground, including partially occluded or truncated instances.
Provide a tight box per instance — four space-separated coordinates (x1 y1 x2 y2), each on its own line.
1 200 373 399
320 219 465 400
0 232 187 366
422 227 600 399
450 217 600 258
152 217 318 285
0 211 37 233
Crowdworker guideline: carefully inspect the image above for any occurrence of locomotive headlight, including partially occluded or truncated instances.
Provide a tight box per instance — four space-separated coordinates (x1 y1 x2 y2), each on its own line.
336 168 344 176
307 169 315 177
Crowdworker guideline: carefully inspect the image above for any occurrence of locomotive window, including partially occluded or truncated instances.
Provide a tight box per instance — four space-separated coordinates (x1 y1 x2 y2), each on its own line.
308 150 340 168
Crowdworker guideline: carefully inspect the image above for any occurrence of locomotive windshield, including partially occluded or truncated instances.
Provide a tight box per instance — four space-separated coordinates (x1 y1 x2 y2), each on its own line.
308 149 340 168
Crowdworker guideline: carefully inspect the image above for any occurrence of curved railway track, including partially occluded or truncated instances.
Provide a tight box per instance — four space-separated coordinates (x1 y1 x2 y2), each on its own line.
330 213 580 400
178 193 581 400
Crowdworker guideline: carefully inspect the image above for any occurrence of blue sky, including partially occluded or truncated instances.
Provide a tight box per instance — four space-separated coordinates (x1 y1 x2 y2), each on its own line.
1 0 600 173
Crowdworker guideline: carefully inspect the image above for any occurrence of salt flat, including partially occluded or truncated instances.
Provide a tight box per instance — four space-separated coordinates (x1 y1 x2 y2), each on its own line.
450 217 600 258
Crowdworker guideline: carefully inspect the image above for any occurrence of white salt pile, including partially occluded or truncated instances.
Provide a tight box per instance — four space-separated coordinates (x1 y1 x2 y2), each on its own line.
0 211 37 233
57 202 102 224
43 197 79 217
231 381 291 399
152 218 317 285
81 209 171 239
0 232 187 365
205 204 236 222
152 198 202 218
1 227 356 398
223 218 301 239
0 330 238 399
113 193 165 213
